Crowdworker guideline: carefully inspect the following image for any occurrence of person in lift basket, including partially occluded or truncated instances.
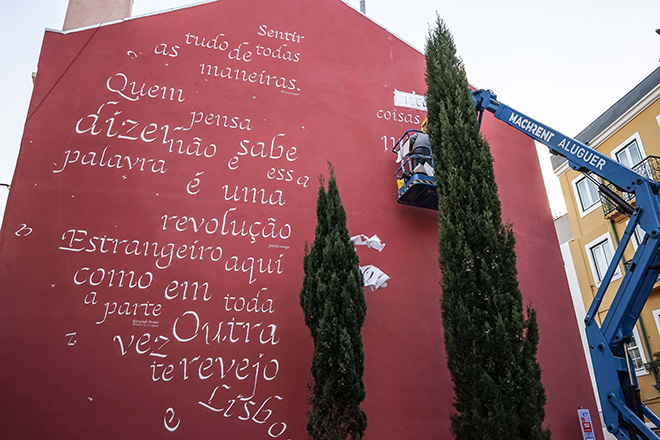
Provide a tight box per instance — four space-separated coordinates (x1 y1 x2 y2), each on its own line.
402 131 432 180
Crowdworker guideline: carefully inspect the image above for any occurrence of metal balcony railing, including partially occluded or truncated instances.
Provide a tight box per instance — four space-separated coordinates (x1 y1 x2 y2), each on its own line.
600 156 660 216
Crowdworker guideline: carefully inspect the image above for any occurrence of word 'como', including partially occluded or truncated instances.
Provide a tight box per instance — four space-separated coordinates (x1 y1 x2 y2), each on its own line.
74 266 153 289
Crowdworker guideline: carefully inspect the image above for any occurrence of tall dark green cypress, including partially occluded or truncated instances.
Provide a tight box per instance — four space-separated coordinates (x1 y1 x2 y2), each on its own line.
300 165 367 440
425 18 550 440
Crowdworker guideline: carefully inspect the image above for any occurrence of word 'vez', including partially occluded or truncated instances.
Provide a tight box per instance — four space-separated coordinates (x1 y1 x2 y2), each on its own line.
113 333 169 358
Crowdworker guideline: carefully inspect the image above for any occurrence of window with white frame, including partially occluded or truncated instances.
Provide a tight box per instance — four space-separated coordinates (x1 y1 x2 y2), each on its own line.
632 224 645 248
652 310 660 368
615 139 643 168
612 133 646 174
627 325 648 376
626 220 646 249
573 174 600 216
627 221 660 284
654 309 660 339
585 233 621 285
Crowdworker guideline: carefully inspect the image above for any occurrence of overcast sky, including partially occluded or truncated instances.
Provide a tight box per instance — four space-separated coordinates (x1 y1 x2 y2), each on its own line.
2 0 660 223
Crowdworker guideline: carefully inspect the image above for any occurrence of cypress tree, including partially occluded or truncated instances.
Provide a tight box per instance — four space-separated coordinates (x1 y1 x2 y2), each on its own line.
425 18 550 440
300 165 367 440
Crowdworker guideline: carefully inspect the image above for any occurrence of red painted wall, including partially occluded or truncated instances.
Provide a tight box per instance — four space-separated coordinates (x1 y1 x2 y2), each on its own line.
0 0 601 439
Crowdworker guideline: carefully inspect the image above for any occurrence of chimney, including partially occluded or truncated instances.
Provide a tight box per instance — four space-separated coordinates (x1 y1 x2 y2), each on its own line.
63 0 134 31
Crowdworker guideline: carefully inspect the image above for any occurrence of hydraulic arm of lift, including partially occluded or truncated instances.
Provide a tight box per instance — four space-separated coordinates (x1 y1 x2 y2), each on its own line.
472 89 660 440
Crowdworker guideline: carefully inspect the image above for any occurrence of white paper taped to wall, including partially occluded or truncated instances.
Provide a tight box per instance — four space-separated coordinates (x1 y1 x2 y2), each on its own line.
351 234 389 290
350 234 386 252
360 265 390 291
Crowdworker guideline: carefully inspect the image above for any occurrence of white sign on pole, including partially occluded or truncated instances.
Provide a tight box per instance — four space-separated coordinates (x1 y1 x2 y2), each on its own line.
578 408 597 440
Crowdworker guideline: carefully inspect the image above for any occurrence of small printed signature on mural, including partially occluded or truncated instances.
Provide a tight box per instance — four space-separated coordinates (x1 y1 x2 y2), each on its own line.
133 319 160 328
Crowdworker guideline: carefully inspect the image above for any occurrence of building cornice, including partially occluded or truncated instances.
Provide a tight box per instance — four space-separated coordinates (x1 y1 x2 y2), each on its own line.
587 84 660 150
553 159 570 177
552 67 660 174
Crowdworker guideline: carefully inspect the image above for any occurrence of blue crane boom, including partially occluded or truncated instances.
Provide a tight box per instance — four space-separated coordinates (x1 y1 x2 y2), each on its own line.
472 88 660 440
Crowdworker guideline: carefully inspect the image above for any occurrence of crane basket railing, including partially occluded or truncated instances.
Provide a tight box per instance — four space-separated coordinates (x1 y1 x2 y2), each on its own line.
600 156 660 216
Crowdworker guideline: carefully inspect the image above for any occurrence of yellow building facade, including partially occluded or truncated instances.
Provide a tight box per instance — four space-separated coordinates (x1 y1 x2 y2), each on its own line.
554 66 660 418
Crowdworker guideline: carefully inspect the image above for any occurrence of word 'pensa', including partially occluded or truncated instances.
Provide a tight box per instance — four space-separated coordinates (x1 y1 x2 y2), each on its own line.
76 101 252 147
228 133 297 170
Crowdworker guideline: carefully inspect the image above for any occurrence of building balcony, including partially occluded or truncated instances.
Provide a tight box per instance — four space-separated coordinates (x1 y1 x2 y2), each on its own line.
600 156 660 217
